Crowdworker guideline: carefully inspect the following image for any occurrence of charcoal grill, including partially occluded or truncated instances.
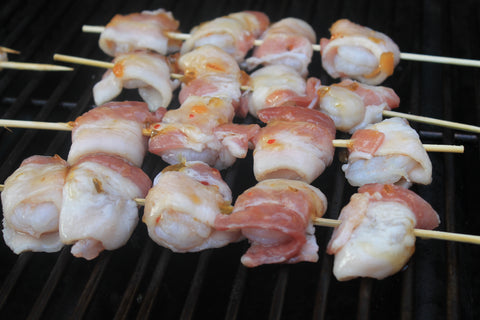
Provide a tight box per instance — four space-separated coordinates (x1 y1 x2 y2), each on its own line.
0 0 479 319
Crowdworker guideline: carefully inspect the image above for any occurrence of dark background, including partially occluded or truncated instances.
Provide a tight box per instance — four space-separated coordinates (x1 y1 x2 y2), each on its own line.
0 0 479 319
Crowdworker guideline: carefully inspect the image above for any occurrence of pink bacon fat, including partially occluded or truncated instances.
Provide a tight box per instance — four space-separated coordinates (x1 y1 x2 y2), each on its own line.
334 79 400 108
60 154 151 260
99 9 182 57
253 106 336 183
246 17 316 77
342 117 432 187
240 64 321 118
177 45 245 115
316 79 399 133
148 96 258 170
68 101 166 167
181 11 269 62
143 161 242 252
214 179 327 267
326 184 439 280
358 184 440 230
72 154 152 196
2 155 68 254
93 51 179 112
320 19 400 85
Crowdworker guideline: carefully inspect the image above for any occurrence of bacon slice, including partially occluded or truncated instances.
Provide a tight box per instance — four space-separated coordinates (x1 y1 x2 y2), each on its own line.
253 106 336 183
177 45 244 115
327 184 439 280
2 155 68 254
99 9 182 57
68 101 165 167
320 19 401 85
246 17 316 76
214 179 327 267
316 79 400 133
148 96 259 170
214 123 260 159
342 117 432 187
59 154 151 260
93 51 179 111
143 161 241 252
240 65 321 118
181 11 270 62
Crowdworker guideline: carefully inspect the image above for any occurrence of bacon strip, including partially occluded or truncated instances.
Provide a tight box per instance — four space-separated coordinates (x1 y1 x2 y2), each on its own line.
148 96 259 170
253 106 335 183
349 129 385 154
60 154 151 260
342 117 432 187
316 79 400 133
143 161 241 252
177 45 244 116
93 51 179 111
181 11 269 62
2 155 68 254
358 184 440 230
69 101 165 167
214 179 327 267
245 17 316 76
327 184 439 280
320 19 400 85
240 65 321 118
99 9 181 57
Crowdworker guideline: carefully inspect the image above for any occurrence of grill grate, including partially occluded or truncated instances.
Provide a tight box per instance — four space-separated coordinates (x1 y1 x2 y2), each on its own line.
1 0 479 319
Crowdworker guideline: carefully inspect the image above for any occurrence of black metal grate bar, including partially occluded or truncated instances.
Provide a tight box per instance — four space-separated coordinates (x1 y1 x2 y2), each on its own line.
0 1 479 319
0 252 33 311
113 240 155 320
26 248 72 320
268 266 289 320
179 251 212 320
135 249 172 320
71 252 112 320
224 264 248 320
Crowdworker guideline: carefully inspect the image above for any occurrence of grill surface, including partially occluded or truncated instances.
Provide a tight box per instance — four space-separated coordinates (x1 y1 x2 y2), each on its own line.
0 0 479 319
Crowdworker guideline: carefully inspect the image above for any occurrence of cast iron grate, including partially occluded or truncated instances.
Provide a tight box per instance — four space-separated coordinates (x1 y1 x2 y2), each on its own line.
0 0 479 319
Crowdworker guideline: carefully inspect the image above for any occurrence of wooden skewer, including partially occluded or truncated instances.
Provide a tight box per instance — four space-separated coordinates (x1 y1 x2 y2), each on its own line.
54 53 479 134
0 61 73 72
127 198 480 245
82 25 480 68
0 119 73 131
0 179 476 245
0 118 464 153
54 53 114 69
382 110 480 134
332 139 463 153
311 217 480 245
0 46 21 54
53 53 184 79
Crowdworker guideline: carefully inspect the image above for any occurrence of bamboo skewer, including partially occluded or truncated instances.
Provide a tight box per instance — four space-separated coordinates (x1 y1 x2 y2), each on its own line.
0 181 476 244
0 119 73 131
334 140 463 153
0 61 73 72
54 54 114 69
124 197 480 245
53 53 480 134
0 118 464 153
0 46 21 54
53 53 184 79
382 110 480 134
311 217 480 245
82 25 480 68
0 46 72 71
